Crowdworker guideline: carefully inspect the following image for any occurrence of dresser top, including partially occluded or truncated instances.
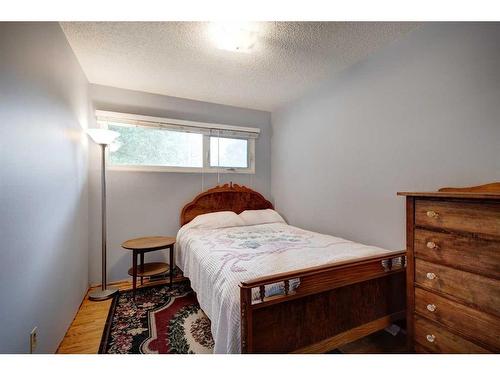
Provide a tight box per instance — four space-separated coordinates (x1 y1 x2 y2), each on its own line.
398 182 500 200
397 191 500 200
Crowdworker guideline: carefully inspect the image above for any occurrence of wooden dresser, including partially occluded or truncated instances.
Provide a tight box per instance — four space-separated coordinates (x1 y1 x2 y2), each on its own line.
398 183 500 353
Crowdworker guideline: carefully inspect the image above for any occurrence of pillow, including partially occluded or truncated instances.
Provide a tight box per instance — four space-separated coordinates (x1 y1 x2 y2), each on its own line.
182 211 245 230
239 209 286 226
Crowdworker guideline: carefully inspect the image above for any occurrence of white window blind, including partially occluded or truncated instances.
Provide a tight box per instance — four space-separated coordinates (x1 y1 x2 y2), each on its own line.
96 111 260 138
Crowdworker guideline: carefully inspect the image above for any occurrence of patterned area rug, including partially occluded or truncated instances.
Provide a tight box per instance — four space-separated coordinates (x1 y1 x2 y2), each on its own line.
99 281 214 354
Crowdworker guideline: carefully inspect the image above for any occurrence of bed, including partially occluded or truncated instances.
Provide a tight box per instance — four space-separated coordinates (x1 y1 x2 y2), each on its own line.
176 183 406 353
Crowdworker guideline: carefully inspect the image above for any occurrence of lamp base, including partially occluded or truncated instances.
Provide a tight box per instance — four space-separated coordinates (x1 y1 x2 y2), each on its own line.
88 287 119 301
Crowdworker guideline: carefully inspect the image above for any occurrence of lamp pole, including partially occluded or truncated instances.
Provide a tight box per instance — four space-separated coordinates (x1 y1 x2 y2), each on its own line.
100 143 108 292
87 130 119 301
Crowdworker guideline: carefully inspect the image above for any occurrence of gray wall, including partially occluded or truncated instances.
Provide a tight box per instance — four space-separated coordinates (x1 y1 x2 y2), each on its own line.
0 23 90 353
271 23 500 251
88 84 271 283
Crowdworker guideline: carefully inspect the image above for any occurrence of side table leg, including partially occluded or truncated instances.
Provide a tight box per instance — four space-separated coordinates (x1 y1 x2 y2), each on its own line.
169 245 174 287
132 250 137 299
140 252 144 286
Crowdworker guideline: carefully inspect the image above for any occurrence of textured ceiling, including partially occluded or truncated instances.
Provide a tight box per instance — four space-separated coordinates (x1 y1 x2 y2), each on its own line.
61 22 419 111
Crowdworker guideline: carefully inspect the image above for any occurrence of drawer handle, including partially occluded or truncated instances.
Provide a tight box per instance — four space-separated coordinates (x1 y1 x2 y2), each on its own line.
426 272 437 280
427 304 437 312
426 241 439 250
426 334 436 343
426 210 439 219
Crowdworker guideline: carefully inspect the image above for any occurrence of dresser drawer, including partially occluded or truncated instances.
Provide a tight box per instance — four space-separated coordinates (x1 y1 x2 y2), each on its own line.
415 259 500 316
414 343 431 353
415 287 500 350
414 315 491 353
415 199 500 239
415 228 500 278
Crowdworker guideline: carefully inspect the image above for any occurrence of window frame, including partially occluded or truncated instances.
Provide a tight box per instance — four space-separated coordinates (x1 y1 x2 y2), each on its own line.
208 135 251 170
96 110 257 174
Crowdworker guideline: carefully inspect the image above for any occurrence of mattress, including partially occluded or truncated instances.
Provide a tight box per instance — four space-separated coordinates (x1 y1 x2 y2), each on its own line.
175 222 399 353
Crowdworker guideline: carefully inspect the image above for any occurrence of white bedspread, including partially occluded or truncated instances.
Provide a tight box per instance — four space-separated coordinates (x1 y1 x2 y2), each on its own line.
175 222 398 354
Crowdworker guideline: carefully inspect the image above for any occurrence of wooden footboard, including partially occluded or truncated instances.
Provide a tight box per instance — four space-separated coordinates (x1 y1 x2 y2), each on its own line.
240 251 407 353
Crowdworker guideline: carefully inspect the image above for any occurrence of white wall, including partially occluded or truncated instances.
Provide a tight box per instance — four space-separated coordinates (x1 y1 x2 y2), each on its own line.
0 23 90 353
271 23 500 251
88 85 272 283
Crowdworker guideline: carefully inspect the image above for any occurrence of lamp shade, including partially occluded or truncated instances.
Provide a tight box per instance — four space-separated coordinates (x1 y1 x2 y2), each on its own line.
86 128 120 145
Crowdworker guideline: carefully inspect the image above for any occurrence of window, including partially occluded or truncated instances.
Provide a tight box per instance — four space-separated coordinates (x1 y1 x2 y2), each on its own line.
108 124 203 168
96 111 258 173
210 137 248 168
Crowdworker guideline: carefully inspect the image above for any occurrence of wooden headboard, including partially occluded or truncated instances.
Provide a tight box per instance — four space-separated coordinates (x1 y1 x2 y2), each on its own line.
180 183 274 226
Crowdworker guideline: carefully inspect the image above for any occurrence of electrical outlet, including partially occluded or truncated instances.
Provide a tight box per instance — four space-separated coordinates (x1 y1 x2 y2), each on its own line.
29 327 38 353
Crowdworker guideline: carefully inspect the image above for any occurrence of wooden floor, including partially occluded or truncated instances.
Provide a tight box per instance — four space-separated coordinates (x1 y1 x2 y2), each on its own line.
57 276 407 354
338 329 408 354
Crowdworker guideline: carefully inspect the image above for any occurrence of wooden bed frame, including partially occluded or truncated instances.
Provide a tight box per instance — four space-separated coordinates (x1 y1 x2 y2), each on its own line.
180 183 406 353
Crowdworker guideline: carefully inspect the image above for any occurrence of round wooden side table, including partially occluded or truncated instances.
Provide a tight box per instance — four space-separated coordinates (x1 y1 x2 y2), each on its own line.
121 236 176 298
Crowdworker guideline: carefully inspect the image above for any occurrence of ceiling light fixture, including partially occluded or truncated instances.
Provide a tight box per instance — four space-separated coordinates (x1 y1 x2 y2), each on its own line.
209 22 258 53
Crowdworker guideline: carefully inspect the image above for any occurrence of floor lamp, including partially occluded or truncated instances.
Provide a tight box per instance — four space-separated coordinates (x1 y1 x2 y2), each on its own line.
87 128 120 301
